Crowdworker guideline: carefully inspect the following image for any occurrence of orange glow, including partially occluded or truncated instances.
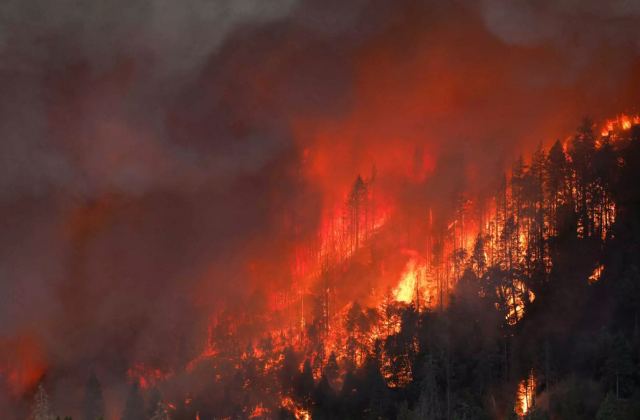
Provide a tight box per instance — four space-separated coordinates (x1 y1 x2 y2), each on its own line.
502 281 535 326
281 396 311 420
63 193 123 251
186 314 220 372
249 403 270 418
394 256 422 303
588 264 605 284
600 114 640 137
121 105 631 417
515 371 537 417
126 362 172 389
0 334 46 396
175 114 629 403
186 345 218 373
2 1 640 416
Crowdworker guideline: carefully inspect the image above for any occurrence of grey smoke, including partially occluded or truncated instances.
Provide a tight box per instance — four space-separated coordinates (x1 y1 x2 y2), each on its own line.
0 0 300 201
481 0 640 51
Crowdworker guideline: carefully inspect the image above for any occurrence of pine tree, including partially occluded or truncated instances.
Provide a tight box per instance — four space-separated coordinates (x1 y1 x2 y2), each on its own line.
30 383 54 420
121 382 145 420
528 144 547 269
596 392 625 420
605 335 634 399
150 401 171 420
546 140 568 235
279 346 299 396
82 373 105 420
570 118 597 237
294 360 314 405
348 175 368 252
146 387 162 419
324 352 340 390
415 355 440 420
470 233 487 278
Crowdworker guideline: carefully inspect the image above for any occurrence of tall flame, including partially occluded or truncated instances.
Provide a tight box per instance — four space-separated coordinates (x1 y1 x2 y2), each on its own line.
515 370 537 417
393 256 425 304
600 114 640 137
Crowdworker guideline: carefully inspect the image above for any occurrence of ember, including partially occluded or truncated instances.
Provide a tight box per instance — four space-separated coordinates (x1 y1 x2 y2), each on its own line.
588 264 605 284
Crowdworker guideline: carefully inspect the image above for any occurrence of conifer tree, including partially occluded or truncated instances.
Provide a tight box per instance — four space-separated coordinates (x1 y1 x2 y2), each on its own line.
30 383 54 420
82 373 105 420
150 401 171 420
121 382 144 420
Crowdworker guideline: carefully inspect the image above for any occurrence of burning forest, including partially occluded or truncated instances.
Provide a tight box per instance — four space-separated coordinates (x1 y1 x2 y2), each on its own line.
2 1 640 419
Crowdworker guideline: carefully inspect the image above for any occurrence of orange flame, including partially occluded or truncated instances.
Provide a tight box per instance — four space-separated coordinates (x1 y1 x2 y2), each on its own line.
515 370 537 417
126 362 172 389
588 264 605 284
393 255 425 304
600 114 640 137
281 396 311 420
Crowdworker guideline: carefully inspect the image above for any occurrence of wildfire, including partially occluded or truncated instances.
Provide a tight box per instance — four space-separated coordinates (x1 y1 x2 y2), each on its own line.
186 344 218 373
393 255 425 304
502 281 535 326
0 334 46 396
281 396 311 420
80 111 633 417
515 370 537 417
249 403 270 418
600 114 640 137
317 186 391 266
126 363 172 389
588 264 605 284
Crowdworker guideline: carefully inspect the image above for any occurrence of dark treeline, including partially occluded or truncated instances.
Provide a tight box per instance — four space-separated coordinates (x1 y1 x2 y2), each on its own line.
29 119 640 419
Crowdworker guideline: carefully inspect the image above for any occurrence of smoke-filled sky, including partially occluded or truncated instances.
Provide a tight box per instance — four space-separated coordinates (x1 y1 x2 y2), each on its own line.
1 0 639 415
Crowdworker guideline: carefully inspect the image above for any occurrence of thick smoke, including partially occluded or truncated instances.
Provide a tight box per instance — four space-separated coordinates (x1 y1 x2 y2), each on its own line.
0 0 639 417
481 0 640 49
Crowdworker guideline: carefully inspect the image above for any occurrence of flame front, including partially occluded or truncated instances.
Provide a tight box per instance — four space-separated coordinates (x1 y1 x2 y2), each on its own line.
393 256 425 304
601 114 640 137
